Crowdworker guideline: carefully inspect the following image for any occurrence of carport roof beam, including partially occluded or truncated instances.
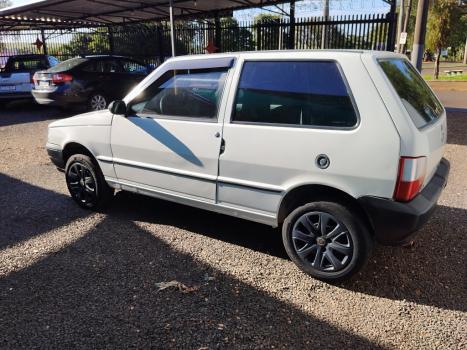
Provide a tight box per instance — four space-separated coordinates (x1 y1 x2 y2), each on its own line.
0 0 292 29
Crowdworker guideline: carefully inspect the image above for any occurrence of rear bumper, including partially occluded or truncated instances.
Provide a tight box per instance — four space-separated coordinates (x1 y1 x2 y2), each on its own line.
358 158 450 246
32 87 84 107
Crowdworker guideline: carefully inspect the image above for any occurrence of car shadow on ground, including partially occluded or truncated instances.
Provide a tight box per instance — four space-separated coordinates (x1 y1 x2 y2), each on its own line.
107 192 467 313
0 215 383 349
0 173 89 250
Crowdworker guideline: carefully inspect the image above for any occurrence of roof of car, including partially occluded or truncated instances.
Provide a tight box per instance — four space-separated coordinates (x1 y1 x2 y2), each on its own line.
83 55 134 59
9 54 51 59
167 49 404 62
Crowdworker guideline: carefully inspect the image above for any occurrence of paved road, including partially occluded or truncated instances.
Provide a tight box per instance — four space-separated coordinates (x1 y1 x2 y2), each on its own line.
0 102 466 349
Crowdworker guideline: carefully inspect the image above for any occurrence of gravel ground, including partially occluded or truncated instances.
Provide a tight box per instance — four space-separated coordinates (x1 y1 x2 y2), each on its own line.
0 101 466 349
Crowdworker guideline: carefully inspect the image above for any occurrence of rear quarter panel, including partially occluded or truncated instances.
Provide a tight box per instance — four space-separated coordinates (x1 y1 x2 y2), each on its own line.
361 52 446 187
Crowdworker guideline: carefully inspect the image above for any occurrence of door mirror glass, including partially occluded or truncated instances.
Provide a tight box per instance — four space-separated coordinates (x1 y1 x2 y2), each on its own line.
109 100 127 115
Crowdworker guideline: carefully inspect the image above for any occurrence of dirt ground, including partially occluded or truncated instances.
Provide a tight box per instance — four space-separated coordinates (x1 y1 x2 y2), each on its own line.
0 101 466 349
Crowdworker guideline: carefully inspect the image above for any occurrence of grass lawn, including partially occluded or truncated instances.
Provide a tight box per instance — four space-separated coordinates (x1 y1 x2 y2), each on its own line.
423 74 467 81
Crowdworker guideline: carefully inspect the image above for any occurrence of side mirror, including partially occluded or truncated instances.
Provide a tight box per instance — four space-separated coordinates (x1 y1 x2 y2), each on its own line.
109 100 127 116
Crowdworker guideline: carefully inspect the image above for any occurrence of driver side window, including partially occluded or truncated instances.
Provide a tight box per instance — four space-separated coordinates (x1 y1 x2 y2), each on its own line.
130 68 228 120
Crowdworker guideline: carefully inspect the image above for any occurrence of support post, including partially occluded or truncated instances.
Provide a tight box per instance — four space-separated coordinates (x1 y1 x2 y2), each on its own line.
411 0 430 72
40 29 48 55
215 13 221 53
288 0 295 49
107 26 114 55
157 24 165 63
169 0 176 57
321 0 329 49
386 0 397 52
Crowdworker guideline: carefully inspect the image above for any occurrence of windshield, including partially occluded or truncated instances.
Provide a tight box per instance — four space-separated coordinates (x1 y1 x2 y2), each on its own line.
48 57 88 73
379 58 443 128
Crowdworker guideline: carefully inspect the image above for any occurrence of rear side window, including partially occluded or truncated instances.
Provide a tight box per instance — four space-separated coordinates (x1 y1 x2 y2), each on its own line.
121 60 148 74
48 57 88 73
379 58 443 128
232 61 358 128
130 68 228 119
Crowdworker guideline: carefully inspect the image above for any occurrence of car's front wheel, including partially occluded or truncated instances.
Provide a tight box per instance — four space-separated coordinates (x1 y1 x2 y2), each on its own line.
65 154 114 210
282 201 372 282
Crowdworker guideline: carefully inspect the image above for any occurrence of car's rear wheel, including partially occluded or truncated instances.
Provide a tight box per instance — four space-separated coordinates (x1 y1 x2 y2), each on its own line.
65 154 113 210
89 92 108 111
282 201 372 282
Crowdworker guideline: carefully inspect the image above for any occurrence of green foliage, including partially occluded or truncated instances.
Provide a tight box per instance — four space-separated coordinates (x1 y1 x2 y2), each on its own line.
219 17 254 52
253 13 281 24
426 0 464 51
0 0 11 9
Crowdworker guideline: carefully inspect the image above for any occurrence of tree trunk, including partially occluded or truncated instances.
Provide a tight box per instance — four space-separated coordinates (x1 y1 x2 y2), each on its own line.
463 37 467 65
434 47 441 79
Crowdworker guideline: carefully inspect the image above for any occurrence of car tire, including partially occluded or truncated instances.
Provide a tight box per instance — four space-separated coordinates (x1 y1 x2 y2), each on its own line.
88 92 108 111
65 154 114 210
282 201 372 283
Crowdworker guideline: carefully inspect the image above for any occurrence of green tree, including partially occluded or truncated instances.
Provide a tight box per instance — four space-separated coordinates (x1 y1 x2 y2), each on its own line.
0 0 11 8
426 0 465 78
219 17 254 52
253 13 283 50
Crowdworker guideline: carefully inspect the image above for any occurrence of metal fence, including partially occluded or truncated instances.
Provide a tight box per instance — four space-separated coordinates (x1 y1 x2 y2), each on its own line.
0 13 396 67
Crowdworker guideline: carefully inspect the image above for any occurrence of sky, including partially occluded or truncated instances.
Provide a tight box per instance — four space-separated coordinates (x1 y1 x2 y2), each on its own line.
8 0 391 20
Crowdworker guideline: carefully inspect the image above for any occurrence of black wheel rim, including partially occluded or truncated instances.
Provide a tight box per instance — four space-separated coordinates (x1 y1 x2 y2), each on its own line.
291 211 353 272
66 162 97 207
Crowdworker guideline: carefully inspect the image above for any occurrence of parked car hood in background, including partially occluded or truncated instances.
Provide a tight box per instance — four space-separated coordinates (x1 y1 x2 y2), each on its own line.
48 109 113 128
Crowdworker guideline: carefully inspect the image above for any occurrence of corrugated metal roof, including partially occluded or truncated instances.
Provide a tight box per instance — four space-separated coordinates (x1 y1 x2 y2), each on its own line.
0 0 290 29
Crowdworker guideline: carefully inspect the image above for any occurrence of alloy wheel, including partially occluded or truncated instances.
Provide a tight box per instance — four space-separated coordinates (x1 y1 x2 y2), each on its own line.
291 211 353 272
90 94 107 111
66 162 98 207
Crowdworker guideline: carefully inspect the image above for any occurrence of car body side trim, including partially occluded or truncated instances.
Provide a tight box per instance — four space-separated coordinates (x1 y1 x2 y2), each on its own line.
97 156 285 193
97 156 218 182
105 177 277 226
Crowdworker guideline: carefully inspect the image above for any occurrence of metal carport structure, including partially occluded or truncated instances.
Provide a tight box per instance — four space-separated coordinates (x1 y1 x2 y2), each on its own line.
0 0 296 56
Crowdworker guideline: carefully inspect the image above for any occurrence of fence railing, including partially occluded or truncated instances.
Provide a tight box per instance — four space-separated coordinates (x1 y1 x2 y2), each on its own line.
0 13 396 67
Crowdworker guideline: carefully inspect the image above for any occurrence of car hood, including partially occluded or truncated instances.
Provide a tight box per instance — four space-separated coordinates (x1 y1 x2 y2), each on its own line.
48 110 113 128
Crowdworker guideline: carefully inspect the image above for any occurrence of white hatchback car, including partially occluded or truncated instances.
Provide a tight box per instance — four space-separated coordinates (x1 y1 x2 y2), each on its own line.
46 50 449 282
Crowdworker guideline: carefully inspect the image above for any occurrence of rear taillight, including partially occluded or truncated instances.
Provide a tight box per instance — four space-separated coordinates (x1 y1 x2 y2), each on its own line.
394 156 427 202
31 73 37 84
52 73 73 84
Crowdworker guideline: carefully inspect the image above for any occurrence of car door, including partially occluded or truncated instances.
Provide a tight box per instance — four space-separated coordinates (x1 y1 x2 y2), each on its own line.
217 58 381 217
110 57 234 202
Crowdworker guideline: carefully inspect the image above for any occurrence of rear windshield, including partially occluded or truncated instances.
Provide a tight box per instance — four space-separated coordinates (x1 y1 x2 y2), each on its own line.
4 57 48 72
48 57 88 73
379 58 443 128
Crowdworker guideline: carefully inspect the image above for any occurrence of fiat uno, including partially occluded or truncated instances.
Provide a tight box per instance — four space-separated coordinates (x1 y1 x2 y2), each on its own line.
46 50 450 281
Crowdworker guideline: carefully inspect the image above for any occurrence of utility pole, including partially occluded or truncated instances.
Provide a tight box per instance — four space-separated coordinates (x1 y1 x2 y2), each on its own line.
397 0 405 53
411 0 430 72
321 0 329 49
400 0 412 54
